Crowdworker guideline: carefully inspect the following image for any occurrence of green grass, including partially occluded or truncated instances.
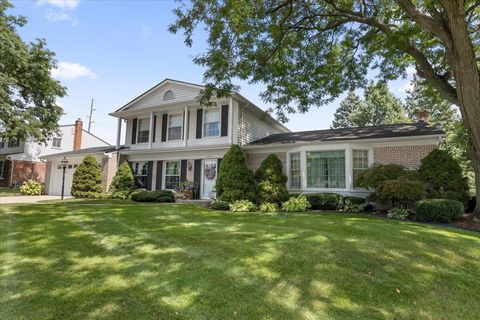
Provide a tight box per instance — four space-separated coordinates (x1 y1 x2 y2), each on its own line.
0 187 20 197
1 200 479 320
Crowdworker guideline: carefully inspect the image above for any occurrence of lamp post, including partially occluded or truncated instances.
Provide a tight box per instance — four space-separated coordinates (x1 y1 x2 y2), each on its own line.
60 156 68 200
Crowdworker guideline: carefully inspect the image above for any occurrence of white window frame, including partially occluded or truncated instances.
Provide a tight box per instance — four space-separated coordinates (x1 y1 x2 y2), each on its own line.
136 118 150 144
167 113 183 141
132 161 148 189
306 149 347 189
52 137 62 148
0 161 5 180
289 152 302 189
352 149 370 189
203 107 221 138
164 160 181 190
163 90 174 101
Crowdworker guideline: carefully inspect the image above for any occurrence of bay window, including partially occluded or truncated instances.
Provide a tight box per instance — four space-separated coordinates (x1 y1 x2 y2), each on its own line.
132 162 148 188
352 150 369 188
165 161 181 190
204 108 220 137
289 152 301 189
137 118 150 143
168 114 183 141
307 151 346 189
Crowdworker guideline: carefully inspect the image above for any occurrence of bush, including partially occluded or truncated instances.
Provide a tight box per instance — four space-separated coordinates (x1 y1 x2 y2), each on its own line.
306 193 343 210
415 199 464 223
341 199 364 213
374 176 426 206
71 155 103 198
109 190 133 200
19 180 43 195
343 196 365 205
282 194 311 212
356 164 411 189
259 202 278 213
216 145 256 202
210 201 230 211
230 200 257 212
254 154 288 204
131 190 175 203
418 149 470 205
387 208 409 220
109 161 137 196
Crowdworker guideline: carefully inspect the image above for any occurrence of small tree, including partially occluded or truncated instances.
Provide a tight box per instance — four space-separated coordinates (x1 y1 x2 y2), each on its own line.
216 145 255 202
254 154 288 204
375 176 426 207
109 161 137 198
71 155 103 198
356 164 411 189
419 149 470 205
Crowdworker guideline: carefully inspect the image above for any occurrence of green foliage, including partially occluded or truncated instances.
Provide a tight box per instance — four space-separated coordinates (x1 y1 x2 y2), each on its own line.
305 193 343 210
71 155 103 198
131 190 175 203
259 202 278 213
341 199 364 213
418 149 470 205
374 176 426 204
0 1 66 142
254 154 288 204
356 164 410 189
19 180 43 195
387 208 410 220
210 201 230 211
229 200 257 212
109 161 136 194
282 194 311 212
331 90 365 129
415 199 464 223
343 196 366 206
216 145 255 202
109 190 133 200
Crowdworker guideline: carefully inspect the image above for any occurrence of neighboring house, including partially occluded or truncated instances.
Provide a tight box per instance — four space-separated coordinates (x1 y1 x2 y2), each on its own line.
42 78 445 198
0 119 110 188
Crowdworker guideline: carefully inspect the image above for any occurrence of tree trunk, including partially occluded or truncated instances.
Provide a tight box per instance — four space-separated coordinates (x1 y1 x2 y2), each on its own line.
468 141 480 218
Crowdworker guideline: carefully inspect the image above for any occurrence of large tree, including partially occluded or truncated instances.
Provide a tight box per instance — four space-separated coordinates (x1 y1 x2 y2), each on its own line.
0 0 65 143
170 0 480 217
331 90 364 128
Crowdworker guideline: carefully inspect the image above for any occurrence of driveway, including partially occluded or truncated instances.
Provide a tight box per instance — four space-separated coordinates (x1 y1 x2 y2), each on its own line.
0 195 73 204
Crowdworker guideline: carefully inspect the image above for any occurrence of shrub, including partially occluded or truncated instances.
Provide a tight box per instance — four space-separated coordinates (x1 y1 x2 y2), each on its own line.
374 176 426 206
282 194 311 212
19 180 43 195
216 145 256 202
341 199 364 213
230 200 257 212
131 190 175 203
387 208 409 220
109 161 137 196
71 155 103 198
109 190 133 200
343 196 365 205
210 201 230 211
418 149 470 205
254 154 288 204
415 199 464 223
356 164 411 189
306 193 343 210
259 202 278 213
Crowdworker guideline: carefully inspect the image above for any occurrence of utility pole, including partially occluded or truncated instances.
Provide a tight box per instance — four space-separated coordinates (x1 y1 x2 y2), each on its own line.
87 99 95 133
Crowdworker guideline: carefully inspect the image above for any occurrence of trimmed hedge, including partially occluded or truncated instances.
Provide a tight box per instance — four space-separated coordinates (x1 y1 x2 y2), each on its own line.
210 201 230 211
306 193 343 210
131 190 175 203
415 199 464 223
254 154 288 204
343 196 365 206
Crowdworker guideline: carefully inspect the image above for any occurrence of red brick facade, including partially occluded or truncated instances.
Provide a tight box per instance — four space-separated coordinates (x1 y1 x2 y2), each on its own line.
373 145 437 169
9 160 47 187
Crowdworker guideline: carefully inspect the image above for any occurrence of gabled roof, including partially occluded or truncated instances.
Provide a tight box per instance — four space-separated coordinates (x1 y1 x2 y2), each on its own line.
247 122 445 146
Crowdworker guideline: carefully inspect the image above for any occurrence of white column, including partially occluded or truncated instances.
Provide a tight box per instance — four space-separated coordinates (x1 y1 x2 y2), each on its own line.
116 118 122 150
301 151 307 191
345 146 353 191
148 112 154 149
228 97 234 144
183 106 188 147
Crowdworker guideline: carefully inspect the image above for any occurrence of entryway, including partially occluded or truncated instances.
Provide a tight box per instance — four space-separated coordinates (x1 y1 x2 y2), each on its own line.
201 159 217 199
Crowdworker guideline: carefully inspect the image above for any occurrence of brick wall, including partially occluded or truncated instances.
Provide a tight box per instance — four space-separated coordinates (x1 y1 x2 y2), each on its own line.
11 160 47 187
101 152 119 192
246 152 287 173
373 145 437 169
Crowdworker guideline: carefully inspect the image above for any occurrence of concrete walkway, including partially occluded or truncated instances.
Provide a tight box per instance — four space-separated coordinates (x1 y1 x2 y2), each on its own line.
0 195 73 204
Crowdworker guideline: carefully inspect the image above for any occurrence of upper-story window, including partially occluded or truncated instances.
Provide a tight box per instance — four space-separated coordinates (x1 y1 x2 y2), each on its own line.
163 90 174 101
8 138 19 148
137 118 150 143
168 113 183 141
52 137 62 148
204 108 220 137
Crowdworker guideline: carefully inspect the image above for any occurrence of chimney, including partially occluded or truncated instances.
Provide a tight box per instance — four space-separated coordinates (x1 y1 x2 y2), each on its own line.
417 107 429 123
73 118 83 151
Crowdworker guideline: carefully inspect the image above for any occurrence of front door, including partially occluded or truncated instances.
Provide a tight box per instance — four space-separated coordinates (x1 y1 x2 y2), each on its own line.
202 159 217 199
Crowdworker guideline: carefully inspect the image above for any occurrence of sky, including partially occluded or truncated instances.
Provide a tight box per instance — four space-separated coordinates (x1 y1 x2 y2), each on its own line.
9 0 414 144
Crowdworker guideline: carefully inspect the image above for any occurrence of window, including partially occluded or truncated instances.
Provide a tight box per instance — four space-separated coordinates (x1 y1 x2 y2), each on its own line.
353 150 369 188
0 161 6 179
165 161 181 190
133 162 148 188
137 118 150 143
52 137 62 148
289 153 301 189
307 151 346 189
163 90 174 100
203 108 220 137
168 114 183 141
8 138 19 148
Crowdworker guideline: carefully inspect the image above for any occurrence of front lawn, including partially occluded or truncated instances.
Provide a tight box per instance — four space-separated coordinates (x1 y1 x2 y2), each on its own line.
1 201 479 319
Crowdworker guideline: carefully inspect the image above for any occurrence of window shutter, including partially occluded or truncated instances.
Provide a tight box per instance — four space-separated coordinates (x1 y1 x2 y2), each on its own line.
221 105 229 137
152 115 157 143
131 118 137 144
161 114 168 142
156 161 163 190
193 159 201 189
146 161 153 190
196 109 203 139
180 160 187 182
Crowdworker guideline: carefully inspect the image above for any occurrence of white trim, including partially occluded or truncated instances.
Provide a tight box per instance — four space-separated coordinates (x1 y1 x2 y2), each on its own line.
148 112 154 149
167 112 184 142
164 160 181 190
136 117 150 144
202 107 221 138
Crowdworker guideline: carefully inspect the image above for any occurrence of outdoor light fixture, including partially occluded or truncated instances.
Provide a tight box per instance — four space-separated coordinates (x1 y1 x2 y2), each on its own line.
60 156 68 200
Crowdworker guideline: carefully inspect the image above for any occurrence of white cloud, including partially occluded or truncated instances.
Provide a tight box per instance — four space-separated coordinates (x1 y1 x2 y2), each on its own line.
45 10 78 25
36 0 80 10
52 62 97 80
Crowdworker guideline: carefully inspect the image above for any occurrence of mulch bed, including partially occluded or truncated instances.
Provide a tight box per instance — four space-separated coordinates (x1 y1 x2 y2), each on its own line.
451 213 480 232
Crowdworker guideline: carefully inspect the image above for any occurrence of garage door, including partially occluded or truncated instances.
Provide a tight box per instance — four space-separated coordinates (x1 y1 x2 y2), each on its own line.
49 163 79 196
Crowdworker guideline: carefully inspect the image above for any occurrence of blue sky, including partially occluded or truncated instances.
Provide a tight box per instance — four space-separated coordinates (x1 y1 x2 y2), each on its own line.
10 0 413 144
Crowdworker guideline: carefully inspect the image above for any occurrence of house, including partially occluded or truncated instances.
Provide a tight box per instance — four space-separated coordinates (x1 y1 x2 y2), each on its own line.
0 119 110 189
42 78 445 198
